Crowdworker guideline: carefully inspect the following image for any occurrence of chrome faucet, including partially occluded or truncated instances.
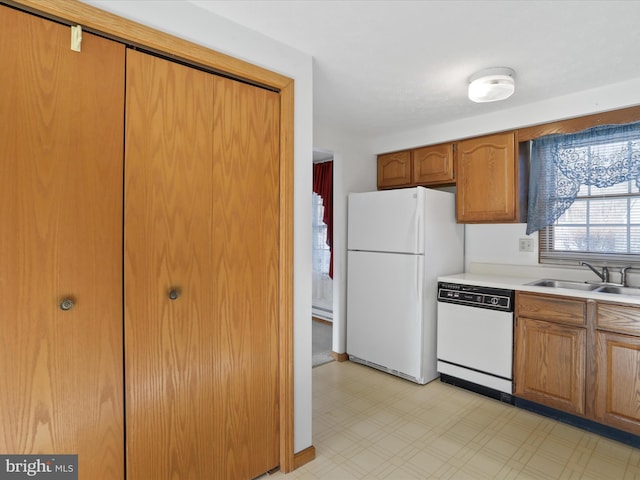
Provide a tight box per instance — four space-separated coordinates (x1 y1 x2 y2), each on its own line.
620 266 633 287
580 261 609 283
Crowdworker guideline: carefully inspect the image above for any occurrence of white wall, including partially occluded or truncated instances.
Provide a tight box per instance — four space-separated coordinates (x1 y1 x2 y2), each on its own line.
80 0 315 453
371 78 640 153
314 124 375 354
464 224 537 271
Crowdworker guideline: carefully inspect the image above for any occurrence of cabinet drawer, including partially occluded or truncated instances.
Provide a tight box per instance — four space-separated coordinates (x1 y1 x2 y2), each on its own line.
516 293 586 326
597 303 640 336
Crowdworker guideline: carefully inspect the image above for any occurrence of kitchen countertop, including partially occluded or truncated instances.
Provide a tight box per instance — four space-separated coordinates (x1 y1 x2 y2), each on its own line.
438 272 640 306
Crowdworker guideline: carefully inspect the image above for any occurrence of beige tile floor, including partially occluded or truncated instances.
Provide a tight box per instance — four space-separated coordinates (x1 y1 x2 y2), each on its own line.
269 361 640 479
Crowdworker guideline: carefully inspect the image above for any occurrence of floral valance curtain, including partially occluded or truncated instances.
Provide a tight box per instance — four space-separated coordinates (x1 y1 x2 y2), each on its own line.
313 161 333 278
526 121 640 235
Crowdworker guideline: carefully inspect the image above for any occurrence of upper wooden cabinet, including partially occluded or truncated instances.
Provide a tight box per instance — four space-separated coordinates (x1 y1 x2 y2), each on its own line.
377 143 455 189
412 143 455 185
377 150 412 188
376 107 640 216
456 131 527 223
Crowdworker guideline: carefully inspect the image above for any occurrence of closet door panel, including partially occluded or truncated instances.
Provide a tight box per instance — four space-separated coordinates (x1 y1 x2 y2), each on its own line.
125 49 281 479
0 6 125 479
211 76 280 479
124 49 216 479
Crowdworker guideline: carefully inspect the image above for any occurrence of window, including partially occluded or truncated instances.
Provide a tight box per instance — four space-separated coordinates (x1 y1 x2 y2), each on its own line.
312 193 331 276
528 121 640 266
539 178 640 265
312 193 333 318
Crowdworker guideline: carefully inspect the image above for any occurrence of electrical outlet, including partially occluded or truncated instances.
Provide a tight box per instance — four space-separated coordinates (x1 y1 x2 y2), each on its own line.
519 237 534 252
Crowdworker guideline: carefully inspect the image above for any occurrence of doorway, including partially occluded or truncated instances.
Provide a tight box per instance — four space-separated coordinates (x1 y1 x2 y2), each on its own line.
312 152 334 367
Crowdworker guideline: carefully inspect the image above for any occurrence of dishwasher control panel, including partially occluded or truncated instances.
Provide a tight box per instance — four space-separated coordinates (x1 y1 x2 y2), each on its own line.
437 282 514 312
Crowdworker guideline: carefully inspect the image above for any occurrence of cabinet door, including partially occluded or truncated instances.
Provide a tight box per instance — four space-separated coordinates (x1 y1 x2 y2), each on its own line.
377 151 412 188
0 6 125 478
456 132 517 222
412 143 455 185
514 317 586 415
125 49 279 480
594 331 640 435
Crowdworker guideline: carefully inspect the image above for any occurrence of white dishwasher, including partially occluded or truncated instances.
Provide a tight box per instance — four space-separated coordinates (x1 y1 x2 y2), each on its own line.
436 282 515 402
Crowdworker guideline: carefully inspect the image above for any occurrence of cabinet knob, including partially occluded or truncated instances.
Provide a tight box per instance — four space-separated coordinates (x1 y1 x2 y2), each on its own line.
60 298 75 311
168 289 180 300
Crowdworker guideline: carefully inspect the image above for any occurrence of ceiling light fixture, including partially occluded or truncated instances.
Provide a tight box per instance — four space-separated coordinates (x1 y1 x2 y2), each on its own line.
468 67 515 103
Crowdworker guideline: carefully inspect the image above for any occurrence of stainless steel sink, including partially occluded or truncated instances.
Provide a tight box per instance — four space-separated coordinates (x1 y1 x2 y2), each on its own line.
526 279 601 291
527 279 640 296
594 285 640 296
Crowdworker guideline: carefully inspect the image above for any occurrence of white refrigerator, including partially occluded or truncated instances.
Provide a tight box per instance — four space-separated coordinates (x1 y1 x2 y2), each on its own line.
346 186 464 384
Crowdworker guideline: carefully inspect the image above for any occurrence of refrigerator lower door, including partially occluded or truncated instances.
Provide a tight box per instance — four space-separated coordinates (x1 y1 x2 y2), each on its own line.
347 250 427 383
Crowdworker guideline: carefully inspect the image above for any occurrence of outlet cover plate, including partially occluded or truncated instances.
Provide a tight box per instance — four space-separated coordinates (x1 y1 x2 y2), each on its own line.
519 237 534 252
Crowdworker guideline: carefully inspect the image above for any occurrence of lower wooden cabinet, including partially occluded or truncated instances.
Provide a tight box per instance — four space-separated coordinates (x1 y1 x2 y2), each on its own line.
594 331 640 435
514 316 586 415
594 302 640 435
515 292 640 436
514 292 587 416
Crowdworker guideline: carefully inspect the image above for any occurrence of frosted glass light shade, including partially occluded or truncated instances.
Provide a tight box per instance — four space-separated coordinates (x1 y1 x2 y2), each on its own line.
468 67 515 103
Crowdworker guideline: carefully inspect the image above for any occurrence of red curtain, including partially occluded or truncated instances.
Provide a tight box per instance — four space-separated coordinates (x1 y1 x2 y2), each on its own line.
313 161 333 278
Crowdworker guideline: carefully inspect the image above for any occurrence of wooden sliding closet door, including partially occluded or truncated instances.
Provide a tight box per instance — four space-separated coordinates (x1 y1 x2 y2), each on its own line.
210 75 280 479
124 49 216 479
0 6 125 479
124 49 280 479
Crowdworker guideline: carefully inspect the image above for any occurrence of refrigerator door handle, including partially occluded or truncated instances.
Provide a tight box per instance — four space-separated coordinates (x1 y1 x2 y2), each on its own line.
414 208 422 253
416 257 423 298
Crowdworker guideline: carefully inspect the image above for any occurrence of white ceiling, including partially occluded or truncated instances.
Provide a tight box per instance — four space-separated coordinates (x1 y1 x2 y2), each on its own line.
188 0 640 140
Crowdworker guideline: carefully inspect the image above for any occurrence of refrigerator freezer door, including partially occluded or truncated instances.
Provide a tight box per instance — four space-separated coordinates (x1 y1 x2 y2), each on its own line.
348 187 423 254
347 250 426 382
